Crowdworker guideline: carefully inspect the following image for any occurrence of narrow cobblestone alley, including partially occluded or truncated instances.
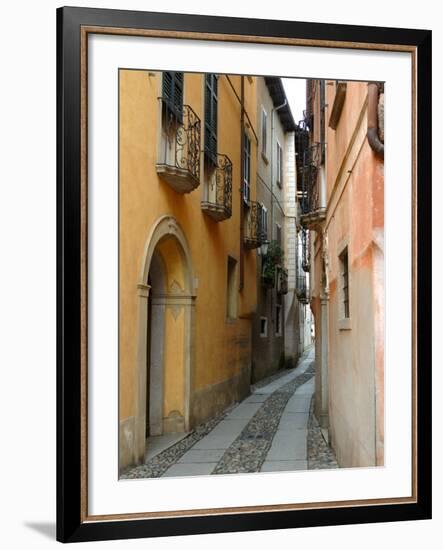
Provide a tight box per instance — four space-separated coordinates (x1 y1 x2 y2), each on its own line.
122 348 338 479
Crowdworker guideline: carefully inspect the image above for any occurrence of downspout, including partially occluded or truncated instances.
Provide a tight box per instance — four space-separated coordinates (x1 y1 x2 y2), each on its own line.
270 98 287 344
239 76 245 290
271 99 287 235
367 82 384 159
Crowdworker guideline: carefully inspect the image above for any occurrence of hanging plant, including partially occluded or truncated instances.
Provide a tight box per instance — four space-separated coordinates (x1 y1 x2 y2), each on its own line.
262 240 285 286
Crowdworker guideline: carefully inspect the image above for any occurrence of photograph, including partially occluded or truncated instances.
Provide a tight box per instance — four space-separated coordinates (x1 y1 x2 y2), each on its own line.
54 6 431 542
117 70 385 479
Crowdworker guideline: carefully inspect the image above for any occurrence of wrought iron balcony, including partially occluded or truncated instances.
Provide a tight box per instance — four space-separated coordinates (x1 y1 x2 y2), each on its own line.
298 143 326 228
201 153 233 221
156 98 201 193
295 274 310 304
244 201 264 249
301 228 310 272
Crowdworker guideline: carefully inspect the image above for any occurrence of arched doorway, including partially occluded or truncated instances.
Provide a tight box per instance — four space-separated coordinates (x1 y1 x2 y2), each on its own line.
133 216 196 464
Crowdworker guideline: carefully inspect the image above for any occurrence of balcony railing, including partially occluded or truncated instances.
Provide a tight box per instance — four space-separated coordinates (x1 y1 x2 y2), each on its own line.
295 274 310 304
301 228 310 272
201 153 233 221
244 201 264 249
295 116 326 229
156 98 201 193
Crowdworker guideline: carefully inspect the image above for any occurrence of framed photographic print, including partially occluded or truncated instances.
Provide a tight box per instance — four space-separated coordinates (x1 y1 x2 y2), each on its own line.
57 6 432 543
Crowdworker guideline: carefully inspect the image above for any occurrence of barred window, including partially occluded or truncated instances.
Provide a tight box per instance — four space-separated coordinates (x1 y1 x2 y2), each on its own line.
340 248 350 319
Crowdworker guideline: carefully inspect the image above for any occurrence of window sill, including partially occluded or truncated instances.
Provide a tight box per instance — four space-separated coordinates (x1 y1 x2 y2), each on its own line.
338 318 351 331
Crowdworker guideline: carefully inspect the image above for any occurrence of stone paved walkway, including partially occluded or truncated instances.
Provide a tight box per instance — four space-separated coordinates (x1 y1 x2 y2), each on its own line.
121 347 338 479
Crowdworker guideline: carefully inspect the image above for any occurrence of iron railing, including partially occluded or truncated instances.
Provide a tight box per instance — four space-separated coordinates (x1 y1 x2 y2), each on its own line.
244 201 264 249
158 98 201 185
298 141 323 217
301 228 310 272
295 274 310 304
201 153 233 221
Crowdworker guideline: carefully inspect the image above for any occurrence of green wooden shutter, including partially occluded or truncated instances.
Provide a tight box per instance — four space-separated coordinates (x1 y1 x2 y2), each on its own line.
204 74 218 165
162 72 183 118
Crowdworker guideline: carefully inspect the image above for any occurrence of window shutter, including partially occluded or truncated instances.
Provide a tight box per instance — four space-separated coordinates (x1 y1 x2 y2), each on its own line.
204 74 218 164
162 72 184 118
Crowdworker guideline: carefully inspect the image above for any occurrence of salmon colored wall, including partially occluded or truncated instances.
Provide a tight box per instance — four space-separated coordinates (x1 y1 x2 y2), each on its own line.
311 80 384 467
119 70 257 423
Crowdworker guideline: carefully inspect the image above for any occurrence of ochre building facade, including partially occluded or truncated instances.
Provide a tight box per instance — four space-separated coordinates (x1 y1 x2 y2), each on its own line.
119 70 263 472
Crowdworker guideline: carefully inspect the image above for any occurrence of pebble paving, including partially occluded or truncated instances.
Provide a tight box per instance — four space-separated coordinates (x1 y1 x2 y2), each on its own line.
307 396 339 470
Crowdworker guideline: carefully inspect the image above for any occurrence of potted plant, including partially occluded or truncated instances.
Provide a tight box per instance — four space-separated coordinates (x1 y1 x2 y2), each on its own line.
261 240 284 288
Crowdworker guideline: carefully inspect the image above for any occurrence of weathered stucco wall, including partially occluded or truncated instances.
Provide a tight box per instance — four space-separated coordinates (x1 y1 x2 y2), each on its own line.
310 79 384 467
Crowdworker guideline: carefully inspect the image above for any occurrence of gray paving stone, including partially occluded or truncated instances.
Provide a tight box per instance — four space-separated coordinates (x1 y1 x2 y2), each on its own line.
243 394 268 403
225 402 262 419
279 413 309 429
177 449 225 463
261 460 308 472
209 418 250 436
266 430 307 460
284 397 312 413
192 435 236 450
163 462 217 477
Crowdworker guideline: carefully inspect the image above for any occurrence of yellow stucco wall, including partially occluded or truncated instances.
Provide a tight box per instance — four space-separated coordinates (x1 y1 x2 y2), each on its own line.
119 70 258 436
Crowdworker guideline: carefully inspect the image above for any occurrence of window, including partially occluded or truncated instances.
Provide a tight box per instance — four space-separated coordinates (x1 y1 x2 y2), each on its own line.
162 72 184 118
243 132 251 203
226 256 238 320
276 223 282 247
204 74 218 164
275 304 282 336
339 247 350 319
260 204 268 240
276 141 283 187
261 108 268 157
260 317 268 337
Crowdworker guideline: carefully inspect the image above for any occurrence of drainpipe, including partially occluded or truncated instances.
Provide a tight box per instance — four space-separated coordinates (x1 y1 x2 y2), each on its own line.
270 98 287 343
271 99 287 236
367 82 384 159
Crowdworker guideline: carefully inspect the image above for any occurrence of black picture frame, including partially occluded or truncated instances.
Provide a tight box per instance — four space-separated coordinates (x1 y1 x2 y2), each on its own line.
57 6 432 543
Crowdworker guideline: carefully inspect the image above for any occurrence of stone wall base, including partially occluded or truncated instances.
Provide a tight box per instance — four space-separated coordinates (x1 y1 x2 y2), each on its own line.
190 365 251 427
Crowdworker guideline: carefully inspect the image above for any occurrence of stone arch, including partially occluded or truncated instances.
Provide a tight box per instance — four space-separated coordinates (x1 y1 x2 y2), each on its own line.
134 216 196 463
